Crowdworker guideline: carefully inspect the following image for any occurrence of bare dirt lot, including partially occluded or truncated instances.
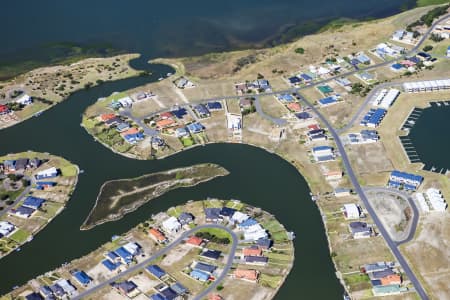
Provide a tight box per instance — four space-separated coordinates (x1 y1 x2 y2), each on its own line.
402 213 450 300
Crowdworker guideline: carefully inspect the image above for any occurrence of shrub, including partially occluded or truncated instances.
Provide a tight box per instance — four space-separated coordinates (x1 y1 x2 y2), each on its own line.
295 47 305 54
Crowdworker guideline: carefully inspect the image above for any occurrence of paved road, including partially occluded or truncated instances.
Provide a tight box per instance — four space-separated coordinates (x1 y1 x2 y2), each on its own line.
0 175 33 218
72 224 238 300
363 186 420 245
253 96 287 126
297 93 429 300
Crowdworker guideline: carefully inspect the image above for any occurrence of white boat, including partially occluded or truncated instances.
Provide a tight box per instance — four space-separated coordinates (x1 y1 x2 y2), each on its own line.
166 72 173 77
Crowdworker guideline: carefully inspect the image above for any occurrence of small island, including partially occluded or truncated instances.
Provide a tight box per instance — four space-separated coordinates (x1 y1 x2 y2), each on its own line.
5 199 294 300
81 164 229 230
0 151 79 259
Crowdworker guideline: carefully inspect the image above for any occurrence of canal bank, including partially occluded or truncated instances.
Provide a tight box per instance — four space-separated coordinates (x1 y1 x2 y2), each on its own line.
0 61 343 299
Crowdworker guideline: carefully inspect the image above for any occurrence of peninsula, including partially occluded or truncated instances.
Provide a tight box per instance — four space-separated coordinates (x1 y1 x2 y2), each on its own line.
5 199 294 300
0 151 78 259
81 164 229 230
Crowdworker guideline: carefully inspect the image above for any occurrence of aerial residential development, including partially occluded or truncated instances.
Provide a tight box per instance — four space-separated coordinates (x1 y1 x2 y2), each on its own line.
0 2 449 300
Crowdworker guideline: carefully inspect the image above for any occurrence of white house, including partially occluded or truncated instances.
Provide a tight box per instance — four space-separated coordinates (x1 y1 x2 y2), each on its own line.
0 221 15 237
162 216 182 233
343 204 360 219
118 96 133 108
123 242 141 256
243 224 268 241
15 94 32 106
35 167 59 179
231 211 249 224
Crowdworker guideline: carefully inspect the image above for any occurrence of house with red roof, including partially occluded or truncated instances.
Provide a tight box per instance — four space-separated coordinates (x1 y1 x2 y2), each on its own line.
186 236 204 247
233 269 259 282
148 228 167 243
0 105 9 115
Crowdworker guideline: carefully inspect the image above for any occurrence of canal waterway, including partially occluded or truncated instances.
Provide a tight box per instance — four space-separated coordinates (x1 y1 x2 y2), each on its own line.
0 58 344 298
409 104 450 172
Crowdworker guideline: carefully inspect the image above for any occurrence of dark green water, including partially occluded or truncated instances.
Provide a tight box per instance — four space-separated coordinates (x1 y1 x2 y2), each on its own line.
409 105 450 171
0 60 343 298
1 0 416 78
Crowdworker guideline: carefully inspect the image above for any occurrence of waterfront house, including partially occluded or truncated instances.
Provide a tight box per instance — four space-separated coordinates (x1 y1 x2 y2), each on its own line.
244 255 268 266
36 181 57 190
149 228 168 243
372 284 407 296
388 170 423 191
162 216 182 233
255 238 272 250
11 206 35 218
186 122 204 134
25 292 43 300
16 94 33 106
0 104 10 115
23 196 45 209
219 207 236 219
175 127 189 138
0 221 15 238
35 167 59 180
178 212 194 225
231 211 249 224
204 208 222 223
343 204 360 219
233 269 259 282
349 222 372 239
72 270 92 286
242 245 263 257
361 262 391 274
237 218 258 229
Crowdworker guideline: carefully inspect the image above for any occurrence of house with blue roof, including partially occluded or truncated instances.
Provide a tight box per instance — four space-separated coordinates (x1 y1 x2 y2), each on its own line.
318 96 338 107
114 247 133 264
200 249 222 260
300 73 313 82
207 101 223 111
356 53 371 64
23 196 45 209
146 265 166 279
160 287 178 300
193 104 211 118
194 261 217 274
171 108 188 119
288 76 301 85
102 259 121 271
237 218 258 229
389 170 423 191
25 292 43 300
190 270 210 282
219 207 236 218
295 112 312 120
72 270 92 285
123 132 145 144
12 206 35 218
35 181 57 190
186 122 204 134
171 282 188 295
204 207 222 223
150 293 167 300
276 94 295 103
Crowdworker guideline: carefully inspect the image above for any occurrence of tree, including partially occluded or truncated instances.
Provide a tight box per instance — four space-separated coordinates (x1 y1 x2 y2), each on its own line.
295 47 305 54
423 45 433 52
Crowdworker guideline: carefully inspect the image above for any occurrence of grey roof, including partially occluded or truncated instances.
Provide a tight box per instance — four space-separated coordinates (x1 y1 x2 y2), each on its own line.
204 208 222 220
370 269 395 280
349 222 370 234
194 262 217 274
178 212 194 225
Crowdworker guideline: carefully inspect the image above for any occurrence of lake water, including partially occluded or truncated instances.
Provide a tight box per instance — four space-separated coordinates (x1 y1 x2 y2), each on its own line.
3 0 415 61
409 104 450 171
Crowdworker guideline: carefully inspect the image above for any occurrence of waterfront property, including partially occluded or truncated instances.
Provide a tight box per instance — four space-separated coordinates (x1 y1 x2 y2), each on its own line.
388 170 423 191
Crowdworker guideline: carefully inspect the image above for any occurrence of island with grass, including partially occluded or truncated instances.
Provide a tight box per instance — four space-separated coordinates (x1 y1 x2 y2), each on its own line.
81 164 229 230
0 151 79 258
5 199 294 300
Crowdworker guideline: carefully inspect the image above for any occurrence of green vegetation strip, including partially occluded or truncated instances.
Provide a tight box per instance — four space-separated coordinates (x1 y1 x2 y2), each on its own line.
81 164 229 230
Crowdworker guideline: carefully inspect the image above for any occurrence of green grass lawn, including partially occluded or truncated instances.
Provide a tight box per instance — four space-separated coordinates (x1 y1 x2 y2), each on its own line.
343 273 370 285
195 228 231 240
9 228 30 244
259 273 283 289
417 0 449 7
225 200 244 210
107 92 128 102
167 206 182 217
181 136 195 147
60 164 78 177
203 199 223 208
